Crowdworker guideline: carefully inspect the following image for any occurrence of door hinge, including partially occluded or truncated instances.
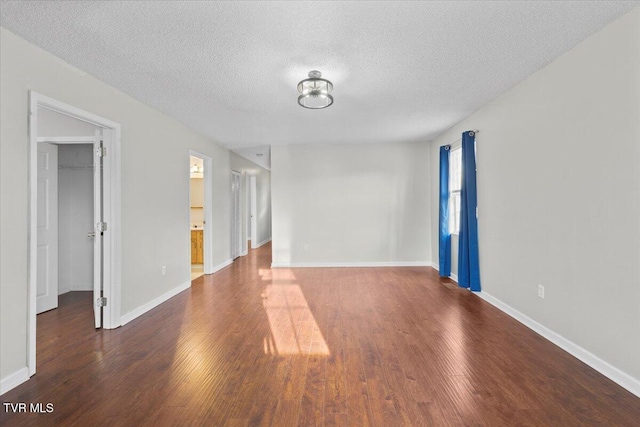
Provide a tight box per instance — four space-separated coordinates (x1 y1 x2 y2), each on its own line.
97 222 107 232
96 146 107 157
97 297 107 307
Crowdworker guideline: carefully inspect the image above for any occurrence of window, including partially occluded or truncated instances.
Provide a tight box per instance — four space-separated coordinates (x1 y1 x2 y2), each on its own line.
449 146 462 234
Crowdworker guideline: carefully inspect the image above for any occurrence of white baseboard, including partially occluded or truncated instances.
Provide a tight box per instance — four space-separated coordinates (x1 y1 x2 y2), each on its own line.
210 258 233 274
120 257 234 326
120 281 191 325
1 366 29 395
240 250 248 257
477 291 640 398
59 284 92 293
271 261 430 268
253 237 271 249
430 263 459 283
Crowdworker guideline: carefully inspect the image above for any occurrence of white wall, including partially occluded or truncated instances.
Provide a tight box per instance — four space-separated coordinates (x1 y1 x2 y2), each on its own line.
0 28 231 383
58 144 95 293
430 9 640 382
229 152 272 250
38 107 97 137
271 142 431 266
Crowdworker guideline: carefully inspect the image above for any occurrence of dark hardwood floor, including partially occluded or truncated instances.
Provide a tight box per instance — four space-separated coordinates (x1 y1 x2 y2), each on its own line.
2 243 639 426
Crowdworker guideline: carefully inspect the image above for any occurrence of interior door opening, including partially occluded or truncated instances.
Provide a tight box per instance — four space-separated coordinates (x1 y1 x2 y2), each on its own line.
36 138 104 319
188 150 214 280
231 171 242 260
190 155 205 280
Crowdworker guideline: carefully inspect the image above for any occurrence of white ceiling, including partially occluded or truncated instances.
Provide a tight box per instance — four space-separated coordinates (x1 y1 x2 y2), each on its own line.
1 1 638 155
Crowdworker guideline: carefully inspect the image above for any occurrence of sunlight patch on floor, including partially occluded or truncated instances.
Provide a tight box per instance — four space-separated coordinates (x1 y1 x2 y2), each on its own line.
262 281 330 357
259 267 297 282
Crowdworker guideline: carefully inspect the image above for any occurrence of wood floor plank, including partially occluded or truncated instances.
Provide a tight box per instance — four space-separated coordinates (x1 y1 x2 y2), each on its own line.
325 412 348 426
343 347 373 427
2 243 639 426
298 353 327 427
325 348 348 415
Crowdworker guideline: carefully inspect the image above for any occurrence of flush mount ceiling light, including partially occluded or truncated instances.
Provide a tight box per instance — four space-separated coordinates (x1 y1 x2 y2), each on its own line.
297 70 333 109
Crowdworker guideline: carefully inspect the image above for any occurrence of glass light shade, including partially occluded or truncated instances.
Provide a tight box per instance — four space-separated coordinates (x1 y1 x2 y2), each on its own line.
297 70 333 109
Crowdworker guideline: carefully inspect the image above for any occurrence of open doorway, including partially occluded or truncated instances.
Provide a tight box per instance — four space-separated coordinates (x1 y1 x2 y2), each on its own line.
189 155 205 280
188 150 213 280
28 92 122 377
231 170 242 260
36 137 98 314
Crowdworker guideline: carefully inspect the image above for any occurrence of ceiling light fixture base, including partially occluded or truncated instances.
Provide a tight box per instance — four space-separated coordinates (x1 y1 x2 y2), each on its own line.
297 70 334 109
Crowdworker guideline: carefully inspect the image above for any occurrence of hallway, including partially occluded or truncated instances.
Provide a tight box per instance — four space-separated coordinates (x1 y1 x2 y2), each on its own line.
2 243 639 426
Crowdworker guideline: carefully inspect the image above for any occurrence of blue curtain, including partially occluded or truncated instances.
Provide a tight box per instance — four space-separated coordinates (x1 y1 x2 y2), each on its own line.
438 146 451 277
458 131 481 291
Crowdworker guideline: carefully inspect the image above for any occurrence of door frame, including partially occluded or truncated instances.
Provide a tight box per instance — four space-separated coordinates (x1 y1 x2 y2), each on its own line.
28 92 122 376
188 150 213 275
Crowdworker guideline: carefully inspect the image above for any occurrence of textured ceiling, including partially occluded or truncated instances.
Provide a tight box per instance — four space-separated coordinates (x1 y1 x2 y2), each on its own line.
1 1 638 153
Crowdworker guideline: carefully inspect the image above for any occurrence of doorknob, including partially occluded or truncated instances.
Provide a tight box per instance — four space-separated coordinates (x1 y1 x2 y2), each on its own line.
88 232 96 238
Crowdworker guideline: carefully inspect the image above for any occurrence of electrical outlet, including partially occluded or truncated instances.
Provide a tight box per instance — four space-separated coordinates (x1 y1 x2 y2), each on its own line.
537 284 545 299
161 266 167 275
303 243 309 251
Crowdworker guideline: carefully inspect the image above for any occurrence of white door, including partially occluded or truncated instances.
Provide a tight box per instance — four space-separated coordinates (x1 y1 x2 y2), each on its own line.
236 172 242 256
250 175 257 247
246 174 252 244
93 133 103 328
36 143 58 313
231 171 241 259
